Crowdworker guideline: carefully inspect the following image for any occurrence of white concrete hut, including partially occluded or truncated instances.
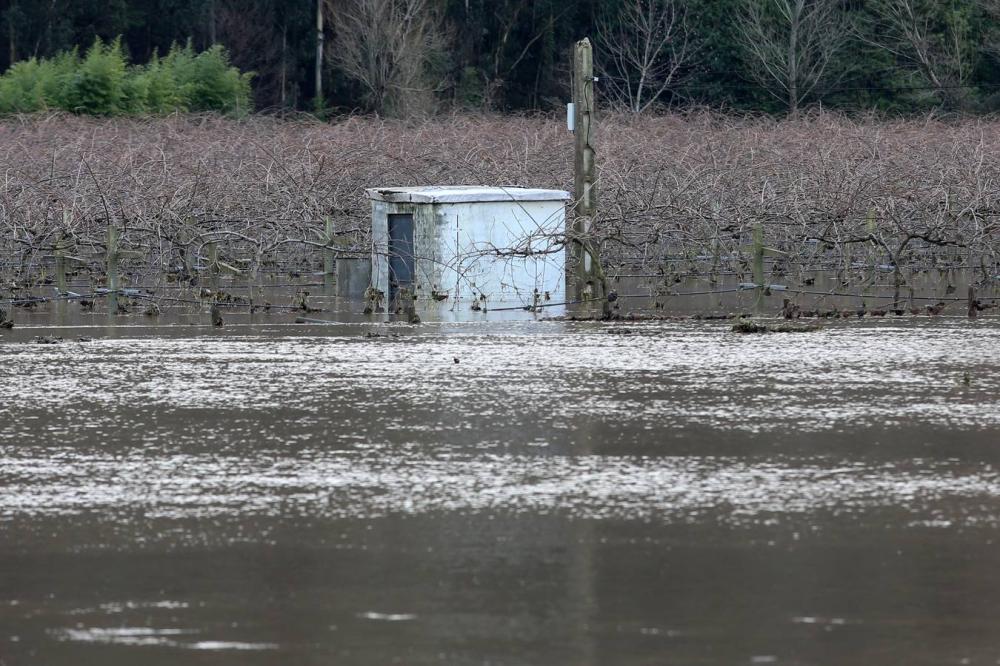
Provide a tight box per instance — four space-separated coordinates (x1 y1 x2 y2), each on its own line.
368 186 571 312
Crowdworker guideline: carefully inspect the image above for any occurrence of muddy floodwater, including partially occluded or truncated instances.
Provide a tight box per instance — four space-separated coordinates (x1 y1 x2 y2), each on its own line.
1 305 1000 665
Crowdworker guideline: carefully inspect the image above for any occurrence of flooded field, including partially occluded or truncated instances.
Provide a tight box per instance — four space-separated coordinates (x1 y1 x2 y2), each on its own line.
1 303 999 665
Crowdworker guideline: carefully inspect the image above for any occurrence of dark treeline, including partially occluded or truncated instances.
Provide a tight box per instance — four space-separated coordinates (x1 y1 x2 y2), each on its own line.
3 0 1000 116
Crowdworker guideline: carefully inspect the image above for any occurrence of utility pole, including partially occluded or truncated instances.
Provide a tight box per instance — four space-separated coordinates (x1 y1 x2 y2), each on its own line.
315 0 325 111
8 13 15 66
280 23 288 107
572 38 602 306
208 0 217 45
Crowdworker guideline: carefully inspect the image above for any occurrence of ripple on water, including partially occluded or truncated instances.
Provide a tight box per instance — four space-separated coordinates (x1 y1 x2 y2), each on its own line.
0 321 998 529
49 626 279 651
0 450 998 525
1 323 997 436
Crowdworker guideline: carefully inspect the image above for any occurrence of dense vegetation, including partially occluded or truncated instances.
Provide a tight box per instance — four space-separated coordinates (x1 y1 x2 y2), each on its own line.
2 113 997 293
0 39 251 115
2 0 1000 116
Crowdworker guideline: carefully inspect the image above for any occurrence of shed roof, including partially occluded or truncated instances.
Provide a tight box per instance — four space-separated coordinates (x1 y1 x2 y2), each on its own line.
366 186 571 204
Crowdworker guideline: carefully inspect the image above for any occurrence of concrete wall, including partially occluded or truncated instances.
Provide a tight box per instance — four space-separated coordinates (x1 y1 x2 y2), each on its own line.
371 198 566 311
335 257 372 299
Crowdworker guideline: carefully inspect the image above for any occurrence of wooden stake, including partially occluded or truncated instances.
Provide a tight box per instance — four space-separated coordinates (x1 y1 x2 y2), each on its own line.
968 285 978 319
324 217 335 293
106 225 119 313
181 219 195 277
206 241 219 290
54 233 67 293
752 223 764 314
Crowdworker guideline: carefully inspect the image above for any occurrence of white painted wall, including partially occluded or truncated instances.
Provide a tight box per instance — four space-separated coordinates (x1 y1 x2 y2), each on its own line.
370 190 567 311
438 199 565 304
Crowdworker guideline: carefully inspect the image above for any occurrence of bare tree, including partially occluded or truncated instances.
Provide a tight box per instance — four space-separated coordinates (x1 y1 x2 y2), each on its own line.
215 1 283 108
979 0 1000 56
480 1 568 111
865 0 978 108
3 113 1000 319
735 0 848 116
325 0 451 117
596 0 697 113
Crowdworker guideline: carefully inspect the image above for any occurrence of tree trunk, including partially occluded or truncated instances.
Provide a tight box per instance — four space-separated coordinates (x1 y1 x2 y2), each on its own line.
315 0 324 108
787 1 799 116
209 0 217 45
8 11 15 66
280 23 287 107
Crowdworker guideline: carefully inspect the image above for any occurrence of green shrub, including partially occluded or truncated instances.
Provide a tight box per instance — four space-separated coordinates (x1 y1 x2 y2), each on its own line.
0 59 45 113
67 38 129 115
0 37 251 116
37 50 81 111
170 43 253 114
455 66 485 109
142 53 186 113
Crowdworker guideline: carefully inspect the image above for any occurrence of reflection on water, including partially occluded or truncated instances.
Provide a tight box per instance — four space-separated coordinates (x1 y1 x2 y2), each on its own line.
1 312 1000 665
3 449 1000 526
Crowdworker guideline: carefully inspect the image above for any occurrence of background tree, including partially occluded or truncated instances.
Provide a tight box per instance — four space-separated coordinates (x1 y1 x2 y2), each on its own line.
213 1 284 108
863 0 980 109
595 0 697 113
325 0 451 117
735 0 850 115
3 0 1000 115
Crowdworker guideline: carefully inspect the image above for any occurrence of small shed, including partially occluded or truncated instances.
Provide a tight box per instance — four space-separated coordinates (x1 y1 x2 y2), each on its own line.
367 186 571 311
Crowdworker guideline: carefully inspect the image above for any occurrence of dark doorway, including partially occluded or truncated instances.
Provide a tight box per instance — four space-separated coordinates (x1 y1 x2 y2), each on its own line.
387 213 415 304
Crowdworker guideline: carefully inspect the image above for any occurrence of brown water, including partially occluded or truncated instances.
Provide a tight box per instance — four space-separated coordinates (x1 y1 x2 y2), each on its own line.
2 304 1000 665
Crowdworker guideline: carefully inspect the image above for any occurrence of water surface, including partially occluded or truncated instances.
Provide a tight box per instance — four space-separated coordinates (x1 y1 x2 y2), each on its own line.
1 311 999 665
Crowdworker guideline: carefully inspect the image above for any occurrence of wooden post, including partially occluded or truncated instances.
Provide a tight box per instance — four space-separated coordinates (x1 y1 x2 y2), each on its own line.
246 253 256 316
106 225 119 313
968 285 978 319
54 233 67 293
572 37 600 304
54 227 69 323
324 217 335 293
56 209 71 293
864 210 877 309
206 241 220 291
181 219 195 278
752 223 764 314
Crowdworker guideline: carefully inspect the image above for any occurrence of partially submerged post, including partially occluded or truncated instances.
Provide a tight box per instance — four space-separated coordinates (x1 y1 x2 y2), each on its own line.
54 231 69 323
181 219 196 277
968 285 978 319
206 241 220 291
323 217 336 293
54 232 67 294
572 37 602 306
752 223 765 314
106 225 119 313
211 303 224 327
246 247 261 314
